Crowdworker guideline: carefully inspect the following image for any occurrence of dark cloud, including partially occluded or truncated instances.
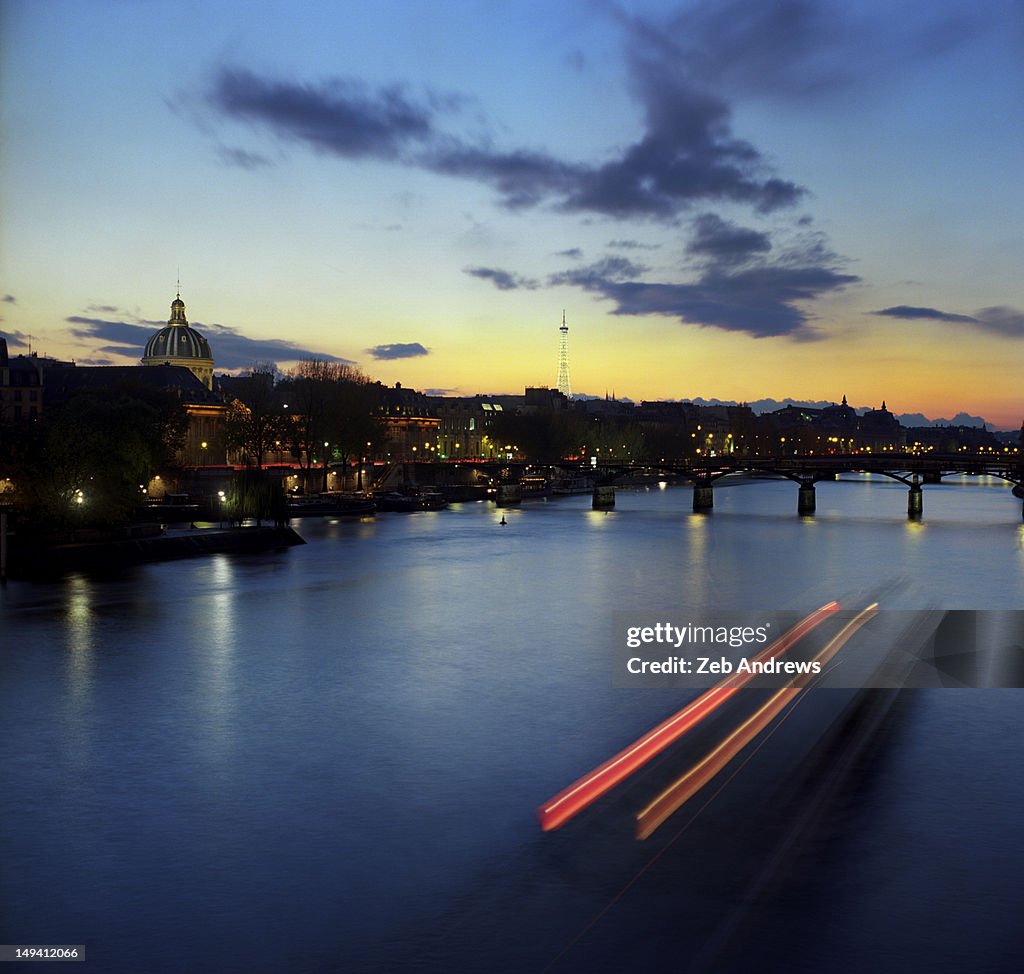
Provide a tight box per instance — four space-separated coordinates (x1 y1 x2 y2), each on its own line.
464 266 539 291
0 329 30 349
873 304 1024 338
686 213 771 265
424 144 585 211
972 306 1024 337
425 388 457 396
555 248 583 259
66 315 355 369
2 294 16 304
575 266 857 338
66 316 155 346
633 0 984 101
209 68 436 159
366 342 429 360
218 145 273 169
203 38 805 222
871 305 978 323
551 213 855 338
554 57 803 218
550 255 648 287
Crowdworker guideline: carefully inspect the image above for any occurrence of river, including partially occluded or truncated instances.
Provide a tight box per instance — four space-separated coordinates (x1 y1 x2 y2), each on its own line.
2 477 1022 972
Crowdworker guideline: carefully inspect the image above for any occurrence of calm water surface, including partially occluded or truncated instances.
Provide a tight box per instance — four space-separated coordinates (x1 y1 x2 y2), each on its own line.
2 478 1023 972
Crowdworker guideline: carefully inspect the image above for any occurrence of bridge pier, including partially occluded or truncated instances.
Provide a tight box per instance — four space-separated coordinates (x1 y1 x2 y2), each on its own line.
692 484 714 511
798 481 816 515
908 483 923 518
592 485 615 508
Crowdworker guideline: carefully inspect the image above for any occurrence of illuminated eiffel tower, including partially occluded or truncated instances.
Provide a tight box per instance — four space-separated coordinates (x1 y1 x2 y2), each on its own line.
556 311 572 398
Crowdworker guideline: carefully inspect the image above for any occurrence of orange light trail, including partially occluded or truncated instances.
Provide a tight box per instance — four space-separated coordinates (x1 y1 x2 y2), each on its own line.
635 603 879 840
537 602 841 832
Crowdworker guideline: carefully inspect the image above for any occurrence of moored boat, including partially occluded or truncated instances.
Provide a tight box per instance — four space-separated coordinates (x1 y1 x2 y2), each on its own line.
288 494 376 517
372 488 449 512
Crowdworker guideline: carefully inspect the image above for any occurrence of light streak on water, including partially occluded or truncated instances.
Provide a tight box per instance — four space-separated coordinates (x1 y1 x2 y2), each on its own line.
537 602 840 831
635 604 880 840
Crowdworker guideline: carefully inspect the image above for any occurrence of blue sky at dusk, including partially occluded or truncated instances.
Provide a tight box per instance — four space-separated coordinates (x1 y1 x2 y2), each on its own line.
2 0 1022 427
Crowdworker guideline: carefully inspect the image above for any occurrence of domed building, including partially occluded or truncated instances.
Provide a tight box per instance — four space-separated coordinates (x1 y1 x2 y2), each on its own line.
142 292 214 390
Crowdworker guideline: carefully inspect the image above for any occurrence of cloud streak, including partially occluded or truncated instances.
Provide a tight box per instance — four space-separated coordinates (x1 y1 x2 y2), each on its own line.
366 342 429 360
0 329 30 350
65 315 356 369
872 304 1024 338
464 266 539 291
209 69 436 160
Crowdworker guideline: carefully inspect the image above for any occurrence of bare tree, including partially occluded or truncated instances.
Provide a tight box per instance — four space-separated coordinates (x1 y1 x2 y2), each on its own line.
224 369 288 470
279 360 379 491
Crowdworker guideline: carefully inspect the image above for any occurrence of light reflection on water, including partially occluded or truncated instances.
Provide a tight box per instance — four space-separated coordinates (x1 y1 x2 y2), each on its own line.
1 481 1022 973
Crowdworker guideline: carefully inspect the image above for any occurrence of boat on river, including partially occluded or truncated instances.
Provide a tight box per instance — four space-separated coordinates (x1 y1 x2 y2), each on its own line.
373 488 448 512
288 494 376 517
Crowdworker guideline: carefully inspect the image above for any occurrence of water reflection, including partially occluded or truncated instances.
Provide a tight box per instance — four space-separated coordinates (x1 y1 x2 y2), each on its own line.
62 574 95 773
64 573 94 697
582 508 615 527
199 555 238 760
904 519 926 542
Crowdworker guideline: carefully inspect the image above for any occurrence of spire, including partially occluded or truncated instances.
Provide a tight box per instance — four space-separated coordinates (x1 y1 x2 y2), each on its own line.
169 289 187 326
841 393 848 406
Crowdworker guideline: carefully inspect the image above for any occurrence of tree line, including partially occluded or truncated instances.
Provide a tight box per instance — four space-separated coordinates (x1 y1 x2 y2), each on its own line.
225 360 380 491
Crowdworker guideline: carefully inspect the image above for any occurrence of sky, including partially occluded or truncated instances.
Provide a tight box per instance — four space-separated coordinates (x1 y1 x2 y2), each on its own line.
1 0 1022 428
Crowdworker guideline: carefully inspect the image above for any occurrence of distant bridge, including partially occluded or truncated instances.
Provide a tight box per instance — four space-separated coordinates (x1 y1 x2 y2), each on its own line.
444 452 1024 519
595 453 1024 518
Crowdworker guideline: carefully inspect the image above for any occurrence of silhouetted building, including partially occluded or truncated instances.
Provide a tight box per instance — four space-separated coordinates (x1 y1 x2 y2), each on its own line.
0 341 44 422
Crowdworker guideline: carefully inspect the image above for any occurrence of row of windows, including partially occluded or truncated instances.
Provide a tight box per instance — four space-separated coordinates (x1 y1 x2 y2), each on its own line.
0 373 41 388
2 405 39 420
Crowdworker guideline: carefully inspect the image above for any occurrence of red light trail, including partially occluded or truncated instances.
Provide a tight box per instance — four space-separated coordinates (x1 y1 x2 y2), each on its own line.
537 602 841 832
635 603 879 840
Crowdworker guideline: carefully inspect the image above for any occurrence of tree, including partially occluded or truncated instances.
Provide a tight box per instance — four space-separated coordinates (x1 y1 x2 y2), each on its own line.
278 361 380 491
11 386 186 536
325 375 381 489
224 369 288 470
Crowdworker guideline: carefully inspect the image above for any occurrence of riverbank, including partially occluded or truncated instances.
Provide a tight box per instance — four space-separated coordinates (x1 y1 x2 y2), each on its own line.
5 524 304 579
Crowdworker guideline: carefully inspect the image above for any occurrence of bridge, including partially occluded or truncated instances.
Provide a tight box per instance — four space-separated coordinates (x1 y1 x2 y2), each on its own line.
594 453 1024 518
444 452 1023 519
